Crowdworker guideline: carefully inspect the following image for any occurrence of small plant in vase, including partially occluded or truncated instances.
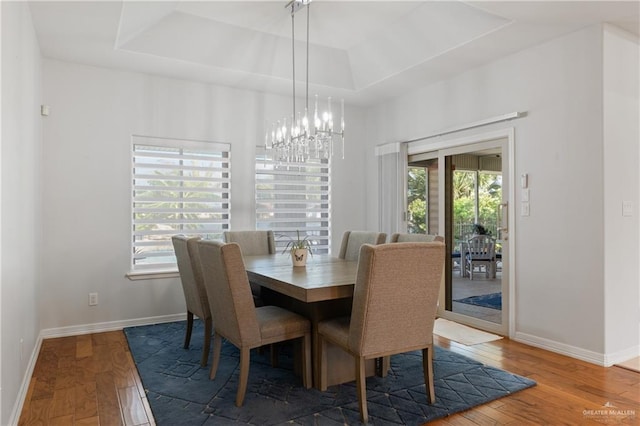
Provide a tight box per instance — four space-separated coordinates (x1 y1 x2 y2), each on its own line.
280 230 313 267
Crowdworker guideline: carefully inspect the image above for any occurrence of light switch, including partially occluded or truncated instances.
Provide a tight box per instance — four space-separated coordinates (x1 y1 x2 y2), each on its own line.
522 188 530 202
622 201 633 217
521 202 530 217
521 173 528 189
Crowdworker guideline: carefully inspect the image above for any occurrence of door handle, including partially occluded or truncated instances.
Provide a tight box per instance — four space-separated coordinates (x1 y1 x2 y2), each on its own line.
499 202 508 240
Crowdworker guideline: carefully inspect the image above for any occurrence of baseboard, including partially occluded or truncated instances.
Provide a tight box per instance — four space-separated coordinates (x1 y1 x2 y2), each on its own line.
8 337 43 426
39 313 186 339
606 344 640 367
514 331 606 366
9 313 186 425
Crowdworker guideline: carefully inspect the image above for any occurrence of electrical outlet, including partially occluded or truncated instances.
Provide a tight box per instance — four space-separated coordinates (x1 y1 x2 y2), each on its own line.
89 292 98 306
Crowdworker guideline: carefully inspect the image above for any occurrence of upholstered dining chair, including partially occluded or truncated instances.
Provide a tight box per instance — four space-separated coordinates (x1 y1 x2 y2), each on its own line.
318 242 445 423
387 232 445 372
171 235 212 367
337 231 387 261
223 230 276 306
197 240 312 407
390 233 444 243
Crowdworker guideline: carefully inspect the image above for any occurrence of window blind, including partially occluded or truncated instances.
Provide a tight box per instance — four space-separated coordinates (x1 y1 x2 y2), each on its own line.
256 151 331 254
132 136 230 271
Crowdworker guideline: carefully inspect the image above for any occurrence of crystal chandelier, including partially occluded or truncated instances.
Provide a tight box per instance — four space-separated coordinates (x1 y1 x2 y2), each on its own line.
265 0 345 162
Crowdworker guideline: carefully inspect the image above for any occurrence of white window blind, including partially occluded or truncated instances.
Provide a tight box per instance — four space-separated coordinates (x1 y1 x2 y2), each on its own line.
256 151 331 254
132 136 231 271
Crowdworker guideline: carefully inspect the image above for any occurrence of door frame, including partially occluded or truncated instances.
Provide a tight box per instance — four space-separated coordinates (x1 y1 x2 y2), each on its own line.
407 128 516 337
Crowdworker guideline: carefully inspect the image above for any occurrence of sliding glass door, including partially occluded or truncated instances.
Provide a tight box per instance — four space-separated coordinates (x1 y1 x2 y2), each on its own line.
406 135 511 335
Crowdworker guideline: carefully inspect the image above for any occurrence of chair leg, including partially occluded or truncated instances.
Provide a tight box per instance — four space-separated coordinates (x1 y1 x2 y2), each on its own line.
236 347 251 407
318 334 328 391
184 311 194 349
301 333 312 389
356 356 368 424
423 346 435 404
375 356 390 377
379 356 390 377
270 344 279 368
209 332 223 380
200 317 212 367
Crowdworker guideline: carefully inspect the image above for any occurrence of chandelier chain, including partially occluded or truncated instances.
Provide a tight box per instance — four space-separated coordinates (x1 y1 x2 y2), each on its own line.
266 0 345 163
291 2 296 120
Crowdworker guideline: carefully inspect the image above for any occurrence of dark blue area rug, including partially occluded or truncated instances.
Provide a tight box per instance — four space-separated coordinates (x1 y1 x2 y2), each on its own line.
124 320 533 425
454 292 502 310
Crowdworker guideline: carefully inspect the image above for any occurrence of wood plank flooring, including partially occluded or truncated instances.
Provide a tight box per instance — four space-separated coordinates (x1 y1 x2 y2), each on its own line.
19 330 639 425
19 331 154 426
430 335 639 425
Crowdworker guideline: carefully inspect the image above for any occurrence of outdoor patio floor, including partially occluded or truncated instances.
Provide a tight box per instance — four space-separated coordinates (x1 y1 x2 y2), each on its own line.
451 267 502 324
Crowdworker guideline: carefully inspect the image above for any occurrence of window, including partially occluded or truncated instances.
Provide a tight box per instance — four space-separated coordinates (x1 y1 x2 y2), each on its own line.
256 151 331 254
131 136 230 272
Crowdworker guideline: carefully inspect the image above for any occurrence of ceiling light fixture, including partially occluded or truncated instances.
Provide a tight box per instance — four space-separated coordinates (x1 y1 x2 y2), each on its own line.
265 0 345 162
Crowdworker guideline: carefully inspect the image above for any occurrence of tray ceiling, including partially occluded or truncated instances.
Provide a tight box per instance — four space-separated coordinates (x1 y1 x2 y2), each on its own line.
29 1 639 106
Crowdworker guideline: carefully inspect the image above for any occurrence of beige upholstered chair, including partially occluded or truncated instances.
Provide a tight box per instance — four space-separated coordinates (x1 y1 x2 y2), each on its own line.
197 240 312 407
223 230 276 306
318 242 445 423
337 231 387 261
171 235 212 367
223 230 276 255
390 233 444 243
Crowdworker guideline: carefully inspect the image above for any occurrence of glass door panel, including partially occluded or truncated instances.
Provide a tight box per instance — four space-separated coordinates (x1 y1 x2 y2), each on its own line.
406 158 438 234
449 152 503 324
408 138 509 334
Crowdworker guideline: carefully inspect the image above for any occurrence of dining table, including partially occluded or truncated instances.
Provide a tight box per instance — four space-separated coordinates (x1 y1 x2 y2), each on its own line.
243 253 379 388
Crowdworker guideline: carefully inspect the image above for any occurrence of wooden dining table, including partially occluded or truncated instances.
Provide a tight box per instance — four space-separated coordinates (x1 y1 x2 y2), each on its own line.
243 253 378 388
243 253 358 302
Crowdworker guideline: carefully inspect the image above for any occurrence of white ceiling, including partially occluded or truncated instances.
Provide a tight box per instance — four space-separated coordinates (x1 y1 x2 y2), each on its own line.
28 1 640 106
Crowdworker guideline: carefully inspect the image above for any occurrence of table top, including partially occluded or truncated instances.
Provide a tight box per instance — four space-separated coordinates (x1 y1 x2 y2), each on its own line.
244 254 358 303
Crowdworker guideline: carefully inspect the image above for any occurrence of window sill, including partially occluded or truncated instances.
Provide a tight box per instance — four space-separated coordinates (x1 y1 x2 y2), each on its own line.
126 269 179 281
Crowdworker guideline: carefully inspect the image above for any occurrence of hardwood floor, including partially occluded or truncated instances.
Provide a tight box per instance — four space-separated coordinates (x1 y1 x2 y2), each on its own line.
19 330 639 425
18 331 154 426
431 335 639 425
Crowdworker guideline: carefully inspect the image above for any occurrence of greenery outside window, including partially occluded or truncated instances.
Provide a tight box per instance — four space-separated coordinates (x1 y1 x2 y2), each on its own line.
453 170 502 240
407 164 502 241
131 136 230 272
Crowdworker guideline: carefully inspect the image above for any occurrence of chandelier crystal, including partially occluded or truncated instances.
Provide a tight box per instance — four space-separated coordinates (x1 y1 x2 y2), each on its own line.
265 0 345 162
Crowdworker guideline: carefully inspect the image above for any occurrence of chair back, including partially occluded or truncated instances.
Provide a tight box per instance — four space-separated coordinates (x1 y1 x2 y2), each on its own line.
171 235 210 320
466 235 495 260
390 233 444 243
197 240 261 348
338 231 387 261
223 230 276 255
348 242 445 357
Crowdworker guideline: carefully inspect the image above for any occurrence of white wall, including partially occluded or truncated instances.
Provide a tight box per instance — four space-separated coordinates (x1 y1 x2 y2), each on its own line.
365 25 622 360
603 25 640 362
1 2 43 423
7 16 634 426
40 60 368 331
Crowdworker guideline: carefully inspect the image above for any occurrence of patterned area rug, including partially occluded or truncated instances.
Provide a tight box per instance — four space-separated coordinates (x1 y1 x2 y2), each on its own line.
124 320 534 425
454 292 502 310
